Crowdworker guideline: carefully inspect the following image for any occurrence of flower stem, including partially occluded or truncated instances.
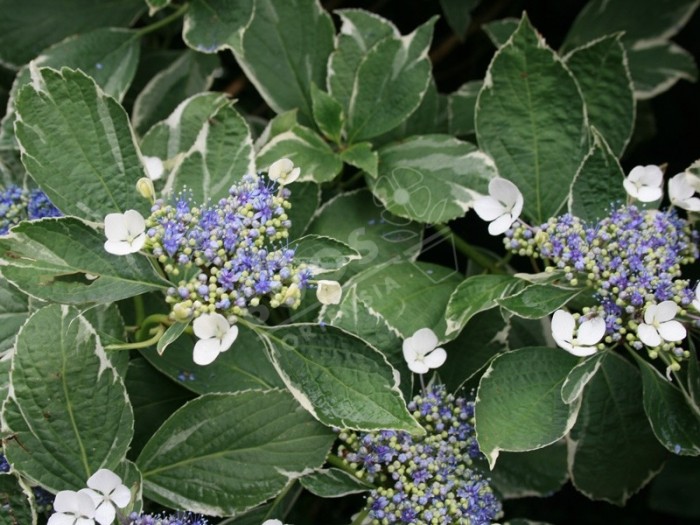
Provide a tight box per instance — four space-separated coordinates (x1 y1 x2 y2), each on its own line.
105 324 165 350
433 224 505 274
136 3 189 37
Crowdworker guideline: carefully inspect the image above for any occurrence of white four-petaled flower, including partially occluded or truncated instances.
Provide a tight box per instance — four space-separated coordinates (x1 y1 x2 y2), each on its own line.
473 178 524 235
316 280 342 305
103 210 146 255
143 155 164 181
268 158 300 185
192 313 239 365
551 310 605 357
79 469 131 525
668 172 700 212
402 328 447 374
637 301 686 347
623 165 663 202
48 490 97 525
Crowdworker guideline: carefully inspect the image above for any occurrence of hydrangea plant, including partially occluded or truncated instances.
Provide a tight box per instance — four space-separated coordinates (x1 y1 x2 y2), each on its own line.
1 0 699 524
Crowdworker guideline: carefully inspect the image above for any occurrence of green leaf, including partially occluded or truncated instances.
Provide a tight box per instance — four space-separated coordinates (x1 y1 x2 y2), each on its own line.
0 217 168 304
140 92 230 161
627 41 698 99
156 321 189 356
565 34 634 156
14 67 149 221
497 284 584 319
569 352 667 504
482 18 519 47
368 134 496 224
216 483 303 525
132 50 219 135
475 15 588 224
82 303 130 376
439 0 479 38
233 0 334 123
447 80 482 136
141 324 284 395
310 84 344 144
339 142 378 179
299 468 372 498
256 123 342 183
0 473 36 525
562 0 699 50
635 357 700 456
306 189 423 277
137 390 335 515
476 346 580 467
166 103 255 202
262 324 421 432
489 441 568 498
2 305 133 491
323 261 462 342
441 309 509 392
183 0 254 54
648 455 700 519
569 129 626 222
561 352 605 404
444 274 522 337
0 0 144 68
0 278 28 352
337 15 436 142
290 235 361 275
286 181 320 240
124 357 194 459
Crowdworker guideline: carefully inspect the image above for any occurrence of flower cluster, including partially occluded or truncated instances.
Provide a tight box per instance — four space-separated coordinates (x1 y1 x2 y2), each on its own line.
126 511 209 525
143 173 311 321
337 385 502 524
0 184 61 234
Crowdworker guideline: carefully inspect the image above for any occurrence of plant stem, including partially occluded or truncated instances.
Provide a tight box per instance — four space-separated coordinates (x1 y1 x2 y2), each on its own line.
133 294 145 326
105 324 164 350
136 3 189 37
434 224 505 274
350 507 370 525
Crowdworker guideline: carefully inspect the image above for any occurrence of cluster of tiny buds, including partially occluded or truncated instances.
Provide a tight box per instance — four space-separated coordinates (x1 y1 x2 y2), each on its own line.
0 184 61 234
506 204 698 366
337 385 502 524
143 173 311 321
127 511 209 525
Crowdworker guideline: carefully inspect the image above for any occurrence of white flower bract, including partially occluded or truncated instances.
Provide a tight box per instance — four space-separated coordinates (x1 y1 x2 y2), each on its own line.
551 310 605 357
143 155 164 181
103 210 146 255
637 301 686 347
268 158 300 185
316 280 342 305
623 165 663 202
693 283 700 313
402 328 447 374
192 313 239 365
473 178 524 235
668 172 700 212
262 520 286 525
79 469 130 525
47 490 97 525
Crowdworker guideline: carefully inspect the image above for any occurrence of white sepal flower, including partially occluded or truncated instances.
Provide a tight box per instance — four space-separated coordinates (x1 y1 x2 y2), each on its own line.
316 280 342 305
473 178 524 235
48 490 96 525
623 165 663 202
192 313 238 365
262 520 286 525
79 469 130 525
402 328 447 374
103 210 146 255
668 172 700 212
268 158 300 185
143 155 164 181
551 310 605 357
693 283 700 313
637 301 686 347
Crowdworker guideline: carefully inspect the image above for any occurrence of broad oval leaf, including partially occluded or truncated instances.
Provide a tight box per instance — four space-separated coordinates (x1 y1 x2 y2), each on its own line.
368 134 496 224
290 234 361 275
183 0 254 55
262 323 421 432
475 346 580 467
14 67 149 221
299 468 372 498
0 278 28 352
0 473 36 525
627 41 698 99
0 217 168 304
561 352 605 404
2 305 133 491
475 15 588 224
137 390 335 516
568 352 667 504
497 284 584 319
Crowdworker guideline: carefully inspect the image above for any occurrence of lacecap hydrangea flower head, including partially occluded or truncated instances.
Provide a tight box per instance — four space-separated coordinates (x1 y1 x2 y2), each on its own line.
337 385 502 525
480 165 700 374
0 184 61 234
